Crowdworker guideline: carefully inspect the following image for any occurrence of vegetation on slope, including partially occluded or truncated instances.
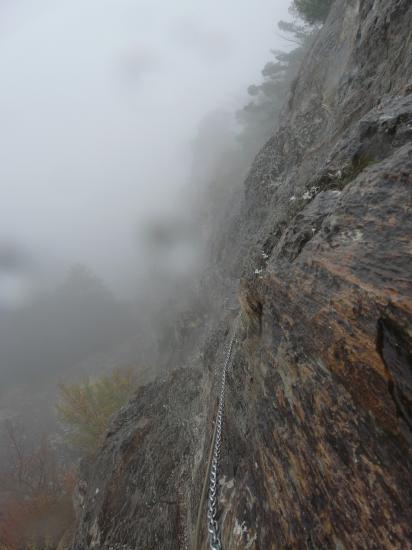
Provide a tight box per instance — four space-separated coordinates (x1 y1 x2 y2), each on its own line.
292 0 334 24
57 368 138 454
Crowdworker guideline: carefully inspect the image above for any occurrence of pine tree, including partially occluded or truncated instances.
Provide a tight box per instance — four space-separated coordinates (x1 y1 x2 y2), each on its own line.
236 18 316 153
292 0 334 25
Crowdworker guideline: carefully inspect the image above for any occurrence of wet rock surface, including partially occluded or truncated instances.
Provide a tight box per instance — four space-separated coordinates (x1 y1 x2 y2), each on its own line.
220 145 412 548
71 368 207 550
71 0 412 548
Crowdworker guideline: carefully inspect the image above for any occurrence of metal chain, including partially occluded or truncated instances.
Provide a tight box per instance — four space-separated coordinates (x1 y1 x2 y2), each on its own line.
207 322 238 550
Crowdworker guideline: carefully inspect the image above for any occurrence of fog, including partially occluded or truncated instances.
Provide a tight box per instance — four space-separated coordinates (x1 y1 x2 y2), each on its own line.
0 0 291 301
0 2 295 542
0 0 297 412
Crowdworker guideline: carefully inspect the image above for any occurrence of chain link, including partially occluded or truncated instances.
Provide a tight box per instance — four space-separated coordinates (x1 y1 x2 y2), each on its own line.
207 322 237 550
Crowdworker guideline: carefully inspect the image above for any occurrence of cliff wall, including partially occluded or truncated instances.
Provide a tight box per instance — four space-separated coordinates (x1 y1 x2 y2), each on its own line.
70 1 412 548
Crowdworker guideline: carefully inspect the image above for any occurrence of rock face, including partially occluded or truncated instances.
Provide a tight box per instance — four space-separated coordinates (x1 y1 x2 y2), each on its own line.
70 0 412 548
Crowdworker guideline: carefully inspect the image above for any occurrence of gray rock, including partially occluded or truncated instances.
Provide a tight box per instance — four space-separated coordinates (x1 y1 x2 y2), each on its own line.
70 0 412 548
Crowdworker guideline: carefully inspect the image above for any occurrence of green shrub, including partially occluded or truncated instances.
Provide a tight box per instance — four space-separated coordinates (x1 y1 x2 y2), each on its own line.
57 368 137 454
292 0 334 25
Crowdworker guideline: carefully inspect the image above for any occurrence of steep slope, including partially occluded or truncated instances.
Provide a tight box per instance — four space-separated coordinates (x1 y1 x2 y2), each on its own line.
70 1 412 548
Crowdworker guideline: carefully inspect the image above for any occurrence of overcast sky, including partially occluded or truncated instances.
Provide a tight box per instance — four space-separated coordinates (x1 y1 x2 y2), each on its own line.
0 0 291 296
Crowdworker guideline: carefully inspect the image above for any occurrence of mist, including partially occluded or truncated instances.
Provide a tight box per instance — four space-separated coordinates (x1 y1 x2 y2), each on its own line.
0 1 294 545
0 0 291 298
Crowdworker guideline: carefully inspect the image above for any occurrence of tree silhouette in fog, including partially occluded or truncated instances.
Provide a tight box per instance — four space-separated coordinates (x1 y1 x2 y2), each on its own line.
236 18 316 154
292 0 334 24
0 264 133 388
